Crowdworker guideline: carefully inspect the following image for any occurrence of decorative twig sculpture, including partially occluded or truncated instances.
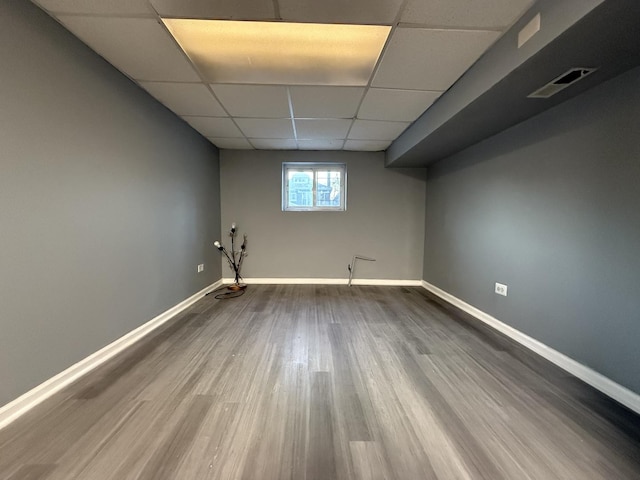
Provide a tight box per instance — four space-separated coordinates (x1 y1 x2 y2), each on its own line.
214 222 248 290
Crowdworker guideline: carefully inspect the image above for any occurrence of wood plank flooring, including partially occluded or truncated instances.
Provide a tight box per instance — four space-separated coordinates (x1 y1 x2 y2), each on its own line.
1 285 639 479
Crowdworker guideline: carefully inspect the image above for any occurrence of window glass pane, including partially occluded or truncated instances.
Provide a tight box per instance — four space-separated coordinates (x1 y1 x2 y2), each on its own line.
282 163 346 211
287 170 313 207
316 170 341 207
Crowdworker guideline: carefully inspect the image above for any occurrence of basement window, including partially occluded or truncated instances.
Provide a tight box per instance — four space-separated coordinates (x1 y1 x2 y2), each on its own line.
282 163 346 211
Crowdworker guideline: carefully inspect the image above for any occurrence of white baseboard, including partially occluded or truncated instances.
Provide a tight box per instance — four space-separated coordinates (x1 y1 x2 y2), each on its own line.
7 278 633 431
0 279 223 431
421 280 640 415
223 277 422 286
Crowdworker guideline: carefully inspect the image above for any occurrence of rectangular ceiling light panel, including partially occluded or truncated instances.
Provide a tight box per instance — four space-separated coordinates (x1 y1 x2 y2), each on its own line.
162 19 391 86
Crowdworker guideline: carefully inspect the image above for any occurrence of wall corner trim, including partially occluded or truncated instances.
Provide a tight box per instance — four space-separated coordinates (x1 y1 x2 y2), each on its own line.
222 277 422 286
421 280 640 415
0 279 224 431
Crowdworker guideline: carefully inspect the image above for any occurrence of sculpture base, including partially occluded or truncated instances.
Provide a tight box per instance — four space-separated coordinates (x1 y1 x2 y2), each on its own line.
227 283 247 291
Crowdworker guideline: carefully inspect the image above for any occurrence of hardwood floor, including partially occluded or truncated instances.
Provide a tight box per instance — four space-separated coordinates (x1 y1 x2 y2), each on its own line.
1 285 639 479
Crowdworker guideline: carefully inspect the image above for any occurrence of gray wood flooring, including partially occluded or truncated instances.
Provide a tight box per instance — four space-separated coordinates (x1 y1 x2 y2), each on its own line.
1 285 639 479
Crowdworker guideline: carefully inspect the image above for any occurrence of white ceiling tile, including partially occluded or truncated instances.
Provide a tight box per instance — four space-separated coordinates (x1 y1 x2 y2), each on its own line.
139 82 226 116
295 119 352 140
183 116 243 137
297 139 345 150
290 87 365 119
56 16 200 82
149 0 275 20
344 140 391 151
235 118 294 138
358 88 442 122
372 27 501 91
211 85 290 118
401 0 535 29
249 139 298 150
207 137 254 149
349 120 409 141
279 0 404 24
35 0 153 15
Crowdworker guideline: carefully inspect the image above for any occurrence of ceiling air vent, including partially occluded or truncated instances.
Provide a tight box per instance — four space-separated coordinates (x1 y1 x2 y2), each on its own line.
528 67 597 98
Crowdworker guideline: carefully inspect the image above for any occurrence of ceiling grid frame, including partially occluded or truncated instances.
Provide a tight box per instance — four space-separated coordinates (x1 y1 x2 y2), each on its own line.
31 0 536 151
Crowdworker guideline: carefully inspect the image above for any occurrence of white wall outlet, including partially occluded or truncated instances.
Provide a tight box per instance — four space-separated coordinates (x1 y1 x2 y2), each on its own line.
495 282 508 296
197 264 204 273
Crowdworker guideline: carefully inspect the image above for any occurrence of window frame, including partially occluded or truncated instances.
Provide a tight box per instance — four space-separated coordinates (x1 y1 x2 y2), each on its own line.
282 162 347 212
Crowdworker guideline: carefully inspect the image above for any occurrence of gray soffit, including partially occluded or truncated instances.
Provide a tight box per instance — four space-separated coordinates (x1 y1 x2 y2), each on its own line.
386 0 640 167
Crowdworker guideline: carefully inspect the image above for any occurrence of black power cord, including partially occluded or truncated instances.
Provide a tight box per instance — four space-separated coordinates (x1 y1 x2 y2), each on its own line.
205 285 247 300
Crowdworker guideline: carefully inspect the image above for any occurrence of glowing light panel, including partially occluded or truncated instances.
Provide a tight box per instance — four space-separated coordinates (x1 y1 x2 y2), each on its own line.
162 19 391 86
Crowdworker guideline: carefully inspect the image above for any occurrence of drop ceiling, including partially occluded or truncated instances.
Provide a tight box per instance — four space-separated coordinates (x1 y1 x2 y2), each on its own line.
31 0 534 152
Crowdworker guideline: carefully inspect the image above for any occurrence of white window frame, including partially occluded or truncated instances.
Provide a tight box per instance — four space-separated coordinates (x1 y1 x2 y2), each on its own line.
282 162 347 212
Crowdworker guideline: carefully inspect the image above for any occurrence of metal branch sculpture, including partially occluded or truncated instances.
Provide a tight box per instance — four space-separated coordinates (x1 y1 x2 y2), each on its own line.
214 222 248 290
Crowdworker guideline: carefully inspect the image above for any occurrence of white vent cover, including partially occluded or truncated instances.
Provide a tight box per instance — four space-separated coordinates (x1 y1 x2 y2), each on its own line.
528 67 597 98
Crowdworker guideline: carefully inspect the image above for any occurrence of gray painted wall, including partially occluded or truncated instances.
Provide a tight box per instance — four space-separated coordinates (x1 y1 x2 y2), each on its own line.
423 66 640 394
220 150 425 280
0 0 221 406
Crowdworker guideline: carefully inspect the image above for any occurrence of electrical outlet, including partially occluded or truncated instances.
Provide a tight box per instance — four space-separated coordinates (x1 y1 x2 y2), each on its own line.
197 264 204 273
495 282 508 296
